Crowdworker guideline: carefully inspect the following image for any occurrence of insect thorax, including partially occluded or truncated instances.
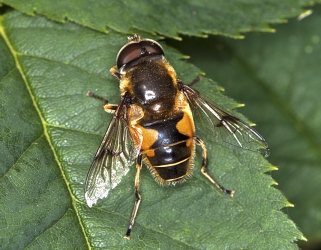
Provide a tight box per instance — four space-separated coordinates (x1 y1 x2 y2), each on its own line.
121 60 178 114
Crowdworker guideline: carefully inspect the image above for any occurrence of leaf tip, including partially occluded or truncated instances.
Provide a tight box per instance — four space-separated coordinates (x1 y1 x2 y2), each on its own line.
229 33 245 39
272 181 278 186
173 36 182 41
286 201 295 207
218 86 225 92
280 19 289 24
266 28 276 33
301 236 308 242
269 165 279 171
236 103 245 108
298 10 313 21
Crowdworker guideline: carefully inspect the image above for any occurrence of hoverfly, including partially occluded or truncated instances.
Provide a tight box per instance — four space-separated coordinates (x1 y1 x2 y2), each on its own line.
85 34 269 239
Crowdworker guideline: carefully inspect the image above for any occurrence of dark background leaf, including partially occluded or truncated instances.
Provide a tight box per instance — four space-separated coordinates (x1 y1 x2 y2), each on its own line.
168 5 321 249
0 0 320 38
1 0 318 249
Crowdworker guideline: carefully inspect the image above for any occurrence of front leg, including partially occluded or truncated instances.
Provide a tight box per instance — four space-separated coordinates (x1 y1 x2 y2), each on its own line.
110 65 121 80
87 91 118 113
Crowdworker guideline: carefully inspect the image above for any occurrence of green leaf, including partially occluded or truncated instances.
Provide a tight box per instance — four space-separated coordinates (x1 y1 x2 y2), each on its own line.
171 4 321 248
0 10 303 250
0 0 320 38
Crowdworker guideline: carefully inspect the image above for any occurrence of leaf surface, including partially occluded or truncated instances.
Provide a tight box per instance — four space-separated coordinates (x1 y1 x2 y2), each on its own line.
172 4 321 246
0 11 304 249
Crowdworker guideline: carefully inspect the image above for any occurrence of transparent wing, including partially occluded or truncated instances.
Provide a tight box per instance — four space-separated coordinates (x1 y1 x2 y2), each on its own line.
85 98 141 207
180 83 269 157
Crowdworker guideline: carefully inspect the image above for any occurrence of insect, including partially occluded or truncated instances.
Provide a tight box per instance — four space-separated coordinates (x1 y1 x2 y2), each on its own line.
85 34 269 239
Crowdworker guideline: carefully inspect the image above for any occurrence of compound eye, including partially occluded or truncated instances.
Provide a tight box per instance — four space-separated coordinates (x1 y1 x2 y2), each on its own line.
116 40 164 69
140 40 164 56
117 43 142 69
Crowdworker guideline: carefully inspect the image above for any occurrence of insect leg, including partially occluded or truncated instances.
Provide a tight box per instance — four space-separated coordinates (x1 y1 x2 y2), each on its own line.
86 91 109 106
87 91 118 113
124 154 143 240
110 66 121 80
187 76 202 86
177 76 201 88
194 136 234 197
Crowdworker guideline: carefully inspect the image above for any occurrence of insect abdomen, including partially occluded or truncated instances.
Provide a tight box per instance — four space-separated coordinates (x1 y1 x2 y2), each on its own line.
138 111 195 183
151 141 192 180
